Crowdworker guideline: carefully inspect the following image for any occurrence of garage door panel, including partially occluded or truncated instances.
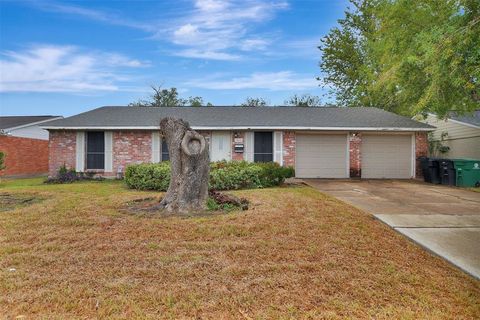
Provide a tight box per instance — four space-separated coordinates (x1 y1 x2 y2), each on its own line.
296 134 348 178
362 135 412 179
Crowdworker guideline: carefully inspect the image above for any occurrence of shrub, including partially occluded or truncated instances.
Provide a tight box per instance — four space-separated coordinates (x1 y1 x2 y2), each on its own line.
124 161 295 191
45 164 104 184
0 151 5 171
125 162 171 191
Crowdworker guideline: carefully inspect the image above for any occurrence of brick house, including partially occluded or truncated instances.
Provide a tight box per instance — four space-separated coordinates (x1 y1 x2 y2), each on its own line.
0 115 62 177
43 106 434 179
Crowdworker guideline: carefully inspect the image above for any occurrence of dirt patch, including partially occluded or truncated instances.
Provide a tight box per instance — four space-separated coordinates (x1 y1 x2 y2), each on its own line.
0 193 44 212
122 196 245 218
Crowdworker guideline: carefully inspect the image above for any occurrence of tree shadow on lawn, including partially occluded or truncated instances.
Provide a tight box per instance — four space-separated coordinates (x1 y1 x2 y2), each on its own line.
0 192 45 212
121 195 248 219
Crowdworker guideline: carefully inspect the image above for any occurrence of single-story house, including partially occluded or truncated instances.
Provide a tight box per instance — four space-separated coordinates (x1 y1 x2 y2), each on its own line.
0 115 63 177
42 106 434 179
420 111 480 159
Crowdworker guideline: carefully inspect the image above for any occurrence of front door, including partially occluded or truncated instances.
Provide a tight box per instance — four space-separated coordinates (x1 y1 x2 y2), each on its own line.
254 132 273 162
211 132 231 161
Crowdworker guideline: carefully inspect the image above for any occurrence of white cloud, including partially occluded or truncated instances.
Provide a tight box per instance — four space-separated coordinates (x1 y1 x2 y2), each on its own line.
174 49 241 61
31 1 155 32
0 45 147 93
168 0 288 59
185 71 318 90
240 39 270 51
195 0 229 12
27 1 288 61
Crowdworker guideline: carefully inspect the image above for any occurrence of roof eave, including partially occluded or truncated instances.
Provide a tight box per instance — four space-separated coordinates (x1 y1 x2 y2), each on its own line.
42 126 435 131
6 117 64 131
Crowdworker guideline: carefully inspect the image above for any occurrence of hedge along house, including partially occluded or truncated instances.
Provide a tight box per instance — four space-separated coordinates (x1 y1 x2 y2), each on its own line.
43 106 434 179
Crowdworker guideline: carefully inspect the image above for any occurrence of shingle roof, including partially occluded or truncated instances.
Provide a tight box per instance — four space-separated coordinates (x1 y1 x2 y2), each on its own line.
42 106 434 131
0 116 62 130
450 110 480 127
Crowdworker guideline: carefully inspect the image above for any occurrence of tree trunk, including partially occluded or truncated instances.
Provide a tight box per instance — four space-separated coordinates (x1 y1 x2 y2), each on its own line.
158 117 210 213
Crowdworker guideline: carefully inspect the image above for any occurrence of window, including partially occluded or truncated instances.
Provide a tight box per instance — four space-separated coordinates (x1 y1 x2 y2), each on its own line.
86 131 105 169
161 138 169 161
254 132 273 162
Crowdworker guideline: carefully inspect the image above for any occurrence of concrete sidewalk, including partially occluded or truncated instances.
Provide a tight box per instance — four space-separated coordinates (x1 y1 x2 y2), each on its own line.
305 179 480 279
375 214 480 279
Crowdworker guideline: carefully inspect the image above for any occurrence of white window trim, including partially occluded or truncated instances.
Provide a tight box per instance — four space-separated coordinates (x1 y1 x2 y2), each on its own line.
151 131 161 163
75 131 85 172
104 131 113 172
273 131 283 165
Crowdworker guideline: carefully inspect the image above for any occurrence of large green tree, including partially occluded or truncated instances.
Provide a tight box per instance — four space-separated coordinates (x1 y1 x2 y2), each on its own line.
130 86 212 107
319 0 480 117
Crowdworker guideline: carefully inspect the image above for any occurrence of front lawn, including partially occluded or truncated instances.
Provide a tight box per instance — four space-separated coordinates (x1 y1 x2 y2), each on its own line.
1 178 479 319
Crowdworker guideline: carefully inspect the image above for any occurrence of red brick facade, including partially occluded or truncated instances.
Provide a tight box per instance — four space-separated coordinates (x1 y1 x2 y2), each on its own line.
283 131 295 167
47 130 429 178
112 131 152 176
48 131 76 176
0 136 49 177
349 133 362 178
415 132 428 179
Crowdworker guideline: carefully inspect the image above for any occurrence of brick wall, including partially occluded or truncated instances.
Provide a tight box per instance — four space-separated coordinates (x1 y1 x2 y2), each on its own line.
48 131 76 177
46 129 430 179
0 136 49 177
283 131 295 167
415 132 428 179
349 133 362 178
113 131 152 175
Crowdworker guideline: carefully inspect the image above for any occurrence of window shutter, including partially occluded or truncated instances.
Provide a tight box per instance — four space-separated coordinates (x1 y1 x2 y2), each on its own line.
76 131 85 172
104 131 113 172
273 131 283 165
244 131 254 162
152 132 160 162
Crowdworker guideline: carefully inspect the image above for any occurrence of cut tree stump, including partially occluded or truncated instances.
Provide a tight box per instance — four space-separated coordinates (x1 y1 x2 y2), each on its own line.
157 117 210 213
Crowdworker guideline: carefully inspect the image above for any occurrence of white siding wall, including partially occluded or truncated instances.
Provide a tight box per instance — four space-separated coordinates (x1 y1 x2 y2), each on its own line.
9 125 50 140
421 114 480 159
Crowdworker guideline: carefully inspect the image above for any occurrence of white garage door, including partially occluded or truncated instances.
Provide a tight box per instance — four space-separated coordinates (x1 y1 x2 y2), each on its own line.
296 134 348 178
362 134 413 179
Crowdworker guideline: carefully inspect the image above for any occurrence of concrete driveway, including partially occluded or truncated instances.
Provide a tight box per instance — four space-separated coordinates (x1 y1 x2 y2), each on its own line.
305 179 480 279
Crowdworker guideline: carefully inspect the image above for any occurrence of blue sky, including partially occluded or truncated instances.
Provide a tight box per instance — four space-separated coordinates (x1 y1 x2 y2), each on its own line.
0 0 348 116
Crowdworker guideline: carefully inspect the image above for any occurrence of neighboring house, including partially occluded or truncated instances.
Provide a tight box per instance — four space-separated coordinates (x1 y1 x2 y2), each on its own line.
0 115 63 177
0 116 63 140
420 111 480 159
43 106 434 179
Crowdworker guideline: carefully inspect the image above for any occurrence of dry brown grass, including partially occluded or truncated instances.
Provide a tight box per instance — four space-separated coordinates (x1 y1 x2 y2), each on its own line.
1 178 479 319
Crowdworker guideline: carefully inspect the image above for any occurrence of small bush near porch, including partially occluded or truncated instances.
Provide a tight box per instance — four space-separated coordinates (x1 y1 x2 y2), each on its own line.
0 178 479 319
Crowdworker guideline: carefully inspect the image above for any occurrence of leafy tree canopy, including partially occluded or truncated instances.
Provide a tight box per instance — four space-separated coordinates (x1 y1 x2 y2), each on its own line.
285 94 322 107
319 0 480 118
130 86 213 107
240 97 268 107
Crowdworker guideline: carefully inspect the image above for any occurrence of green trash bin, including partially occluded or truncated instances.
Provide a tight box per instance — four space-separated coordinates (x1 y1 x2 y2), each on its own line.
453 159 480 187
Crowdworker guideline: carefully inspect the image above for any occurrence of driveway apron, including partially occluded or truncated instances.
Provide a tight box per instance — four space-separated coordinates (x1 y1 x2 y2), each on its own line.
305 179 480 279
